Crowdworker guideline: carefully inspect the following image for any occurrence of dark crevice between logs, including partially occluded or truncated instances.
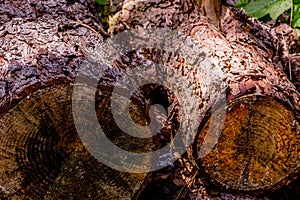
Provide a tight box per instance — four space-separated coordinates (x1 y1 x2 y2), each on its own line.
94 48 185 153
97 76 180 152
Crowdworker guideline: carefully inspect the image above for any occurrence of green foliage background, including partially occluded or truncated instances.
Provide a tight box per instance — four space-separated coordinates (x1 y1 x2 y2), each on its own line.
235 0 300 37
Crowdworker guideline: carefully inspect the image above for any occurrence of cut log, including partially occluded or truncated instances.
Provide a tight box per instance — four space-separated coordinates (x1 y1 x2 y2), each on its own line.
0 0 147 199
194 95 300 194
112 0 300 198
0 84 148 199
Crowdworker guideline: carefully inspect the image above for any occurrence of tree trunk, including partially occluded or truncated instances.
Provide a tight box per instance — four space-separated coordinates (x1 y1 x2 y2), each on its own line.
0 0 300 199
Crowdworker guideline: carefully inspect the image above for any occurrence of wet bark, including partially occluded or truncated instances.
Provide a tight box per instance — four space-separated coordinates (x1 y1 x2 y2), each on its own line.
0 0 300 199
0 0 107 117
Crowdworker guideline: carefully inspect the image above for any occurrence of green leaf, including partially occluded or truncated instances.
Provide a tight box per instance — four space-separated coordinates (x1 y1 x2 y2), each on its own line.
293 0 300 4
251 8 272 18
95 0 107 5
237 0 249 3
294 3 300 13
243 0 281 16
293 11 300 19
293 16 300 27
235 0 249 8
242 0 292 19
292 3 300 27
234 0 300 39
269 1 292 19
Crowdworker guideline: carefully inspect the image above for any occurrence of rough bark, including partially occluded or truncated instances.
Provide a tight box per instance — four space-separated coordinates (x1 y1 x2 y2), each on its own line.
0 0 107 117
290 54 300 91
114 1 300 116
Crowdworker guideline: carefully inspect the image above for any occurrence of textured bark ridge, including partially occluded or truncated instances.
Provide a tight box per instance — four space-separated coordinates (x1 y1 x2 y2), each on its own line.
0 0 106 117
290 54 300 92
111 0 300 199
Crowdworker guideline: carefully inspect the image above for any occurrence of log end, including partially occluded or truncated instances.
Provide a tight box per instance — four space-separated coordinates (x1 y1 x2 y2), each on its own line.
0 84 146 199
193 95 300 194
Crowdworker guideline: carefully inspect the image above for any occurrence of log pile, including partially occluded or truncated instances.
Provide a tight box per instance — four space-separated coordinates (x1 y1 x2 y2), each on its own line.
0 0 300 199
